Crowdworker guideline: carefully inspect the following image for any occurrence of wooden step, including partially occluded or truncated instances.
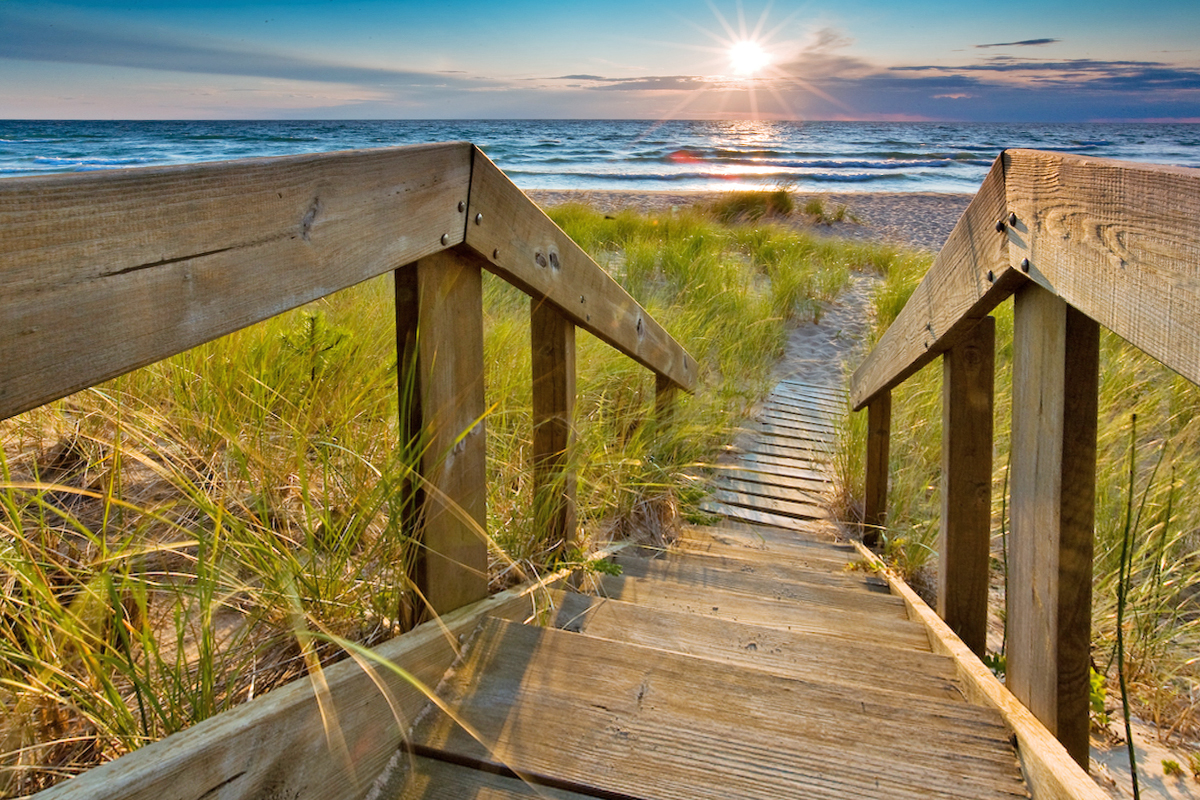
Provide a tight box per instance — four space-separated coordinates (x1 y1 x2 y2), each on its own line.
622 546 889 592
410 618 1027 800
546 590 965 701
705 486 829 521
591 572 931 650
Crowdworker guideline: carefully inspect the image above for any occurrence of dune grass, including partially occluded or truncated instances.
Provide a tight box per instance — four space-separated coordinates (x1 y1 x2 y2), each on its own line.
838 259 1200 738
0 196 917 792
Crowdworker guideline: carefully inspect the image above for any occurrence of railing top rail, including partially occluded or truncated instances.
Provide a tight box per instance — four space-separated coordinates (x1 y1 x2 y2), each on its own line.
0 141 695 422
850 148 1200 409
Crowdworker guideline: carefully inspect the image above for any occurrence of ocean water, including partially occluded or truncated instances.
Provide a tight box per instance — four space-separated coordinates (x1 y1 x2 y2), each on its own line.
1 119 1198 194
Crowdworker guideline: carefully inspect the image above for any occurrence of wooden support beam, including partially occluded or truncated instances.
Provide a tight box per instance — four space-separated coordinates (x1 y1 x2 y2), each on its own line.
395 249 489 619
531 299 577 554
1008 284 1098 769
938 316 995 657
863 391 891 547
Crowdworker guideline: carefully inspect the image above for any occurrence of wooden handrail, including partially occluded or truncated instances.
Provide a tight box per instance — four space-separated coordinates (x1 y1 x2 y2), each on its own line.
850 149 1200 791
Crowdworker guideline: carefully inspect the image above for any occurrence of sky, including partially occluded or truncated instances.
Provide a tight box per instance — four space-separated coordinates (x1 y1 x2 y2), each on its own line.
2 0 1199 122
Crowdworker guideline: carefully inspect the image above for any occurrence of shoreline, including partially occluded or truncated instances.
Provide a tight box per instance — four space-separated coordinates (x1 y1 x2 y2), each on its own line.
526 189 974 252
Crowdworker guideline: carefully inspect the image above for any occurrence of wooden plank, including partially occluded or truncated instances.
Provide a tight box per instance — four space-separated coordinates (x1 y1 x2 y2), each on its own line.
756 421 835 444
699 501 828 536
853 540 1110 800
414 619 1027 799
713 475 826 507
851 157 1018 410
0 143 472 421
1004 149 1200 388
744 431 833 455
939 315 995 657
716 456 828 483
531 299 576 553
676 522 857 563
402 250 489 617
548 592 965 701
379 755 601 800
32 577 561 800
627 547 890 591
1008 285 1097 768
462 147 696 392
863 391 891 545
605 553 907 615
592 574 930 649
736 443 827 465
712 467 830 495
776 380 845 402
707 487 828 521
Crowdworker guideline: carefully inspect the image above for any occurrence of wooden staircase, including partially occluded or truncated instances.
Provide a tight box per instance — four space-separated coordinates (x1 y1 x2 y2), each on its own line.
375 380 1030 799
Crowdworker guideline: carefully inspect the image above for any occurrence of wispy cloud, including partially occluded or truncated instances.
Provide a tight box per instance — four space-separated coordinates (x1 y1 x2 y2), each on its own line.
976 38 1060 48
0 8 477 89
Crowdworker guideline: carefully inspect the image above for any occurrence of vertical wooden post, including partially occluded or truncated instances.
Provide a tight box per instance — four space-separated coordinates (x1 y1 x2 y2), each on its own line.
863 391 891 547
939 316 995 657
1008 284 1098 769
655 373 678 428
531 298 577 555
395 250 489 620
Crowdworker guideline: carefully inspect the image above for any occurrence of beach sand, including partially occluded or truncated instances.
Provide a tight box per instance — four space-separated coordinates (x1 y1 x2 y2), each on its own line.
527 189 973 253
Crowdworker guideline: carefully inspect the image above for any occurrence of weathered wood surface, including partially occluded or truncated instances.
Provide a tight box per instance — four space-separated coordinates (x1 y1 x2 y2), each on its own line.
400 250 489 617
855 539 1109 800
1004 149 1200 388
462 148 696 391
863 391 891 540
850 158 1019 410
548 590 966 700
1008 285 1098 768
939 316 995 657
531 299 577 552
0 142 473 421
32 577 561 800
411 617 1026 800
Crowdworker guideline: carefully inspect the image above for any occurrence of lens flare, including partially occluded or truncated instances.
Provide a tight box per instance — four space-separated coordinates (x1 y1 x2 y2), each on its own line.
729 40 770 76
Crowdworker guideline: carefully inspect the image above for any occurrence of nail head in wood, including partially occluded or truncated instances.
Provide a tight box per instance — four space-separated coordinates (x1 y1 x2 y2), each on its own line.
457 201 465 212
1021 258 1031 273
440 233 449 245
474 213 483 225
995 219 1007 233
1009 212 1018 227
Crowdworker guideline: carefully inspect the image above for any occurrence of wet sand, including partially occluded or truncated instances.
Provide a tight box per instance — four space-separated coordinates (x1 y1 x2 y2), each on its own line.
526 189 974 253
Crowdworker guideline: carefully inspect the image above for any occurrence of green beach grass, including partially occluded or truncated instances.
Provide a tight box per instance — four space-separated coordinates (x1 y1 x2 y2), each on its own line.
0 191 911 792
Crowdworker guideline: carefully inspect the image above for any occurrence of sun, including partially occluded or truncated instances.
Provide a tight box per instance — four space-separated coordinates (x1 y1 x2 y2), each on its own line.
728 39 771 76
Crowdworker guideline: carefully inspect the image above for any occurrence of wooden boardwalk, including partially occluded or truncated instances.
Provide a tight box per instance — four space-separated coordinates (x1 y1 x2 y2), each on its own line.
378 379 1030 800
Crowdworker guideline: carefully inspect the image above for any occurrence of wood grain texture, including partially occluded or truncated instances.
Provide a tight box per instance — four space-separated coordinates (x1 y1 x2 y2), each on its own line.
0 142 472 421
462 147 696 391
531 299 577 553
413 618 1027 800
1007 285 1098 768
550 592 966 701
863 392 891 544
1004 149 1200 387
33 579 557 800
406 250 489 617
938 316 995 657
853 539 1109 800
851 157 1018 410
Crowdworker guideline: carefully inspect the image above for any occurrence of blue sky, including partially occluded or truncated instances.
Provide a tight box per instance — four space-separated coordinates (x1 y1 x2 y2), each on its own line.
2 0 1199 121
